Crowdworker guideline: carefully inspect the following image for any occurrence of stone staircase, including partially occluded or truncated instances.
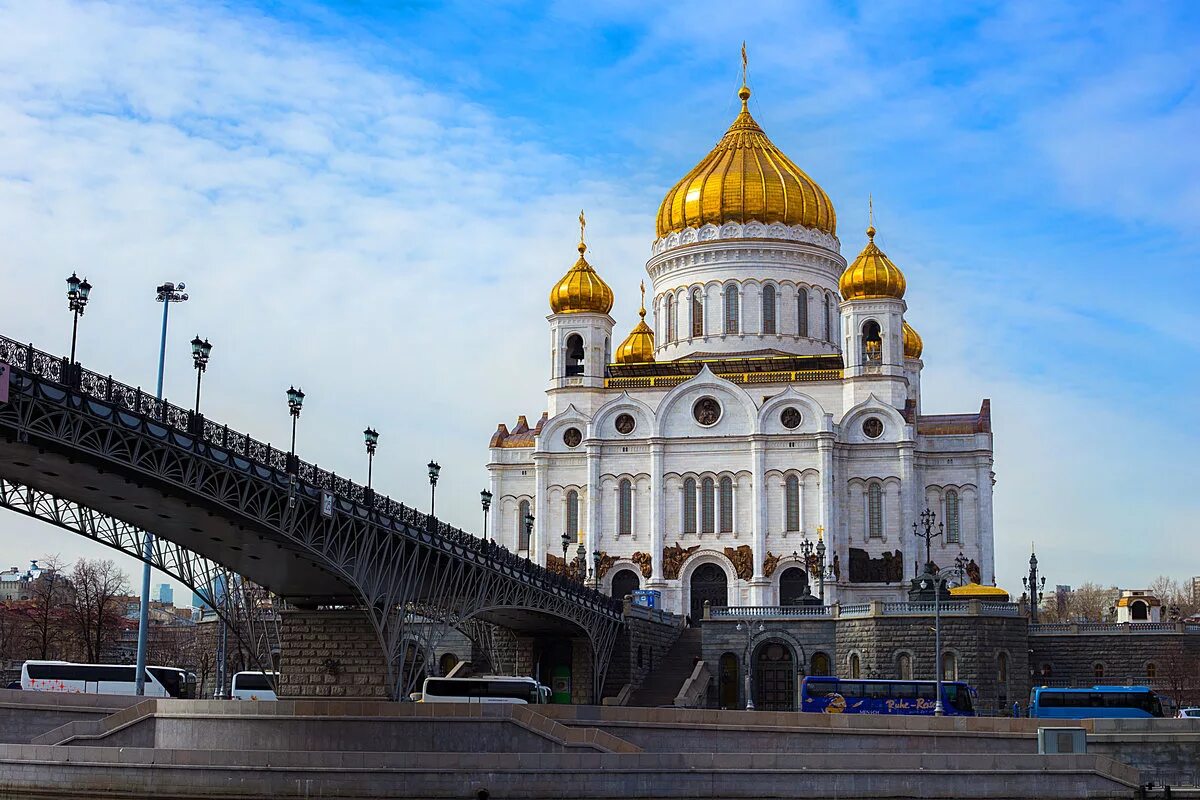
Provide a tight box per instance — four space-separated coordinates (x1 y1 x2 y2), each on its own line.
628 627 704 707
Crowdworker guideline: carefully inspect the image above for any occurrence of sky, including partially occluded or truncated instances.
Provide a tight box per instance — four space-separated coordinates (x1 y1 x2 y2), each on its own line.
0 0 1197 603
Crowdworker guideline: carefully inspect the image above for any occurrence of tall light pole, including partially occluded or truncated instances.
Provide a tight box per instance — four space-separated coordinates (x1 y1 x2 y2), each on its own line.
592 549 601 589
734 619 765 710
953 551 969 587
427 461 440 517
560 531 570 570
363 427 379 490
136 280 188 696
1023 548 1047 624
65 273 92 378
524 513 535 560
920 573 946 716
912 507 943 574
286 386 304 472
190 336 212 420
480 490 493 540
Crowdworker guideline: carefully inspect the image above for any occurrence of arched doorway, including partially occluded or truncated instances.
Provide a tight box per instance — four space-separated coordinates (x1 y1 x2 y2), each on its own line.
810 652 831 676
689 562 728 623
753 641 796 710
610 568 640 600
779 567 809 605
718 652 739 709
439 652 460 677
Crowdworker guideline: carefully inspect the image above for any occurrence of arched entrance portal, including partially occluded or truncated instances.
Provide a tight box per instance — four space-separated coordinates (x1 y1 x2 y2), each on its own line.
753 641 795 711
779 566 809 605
610 568 640 601
689 563 728 623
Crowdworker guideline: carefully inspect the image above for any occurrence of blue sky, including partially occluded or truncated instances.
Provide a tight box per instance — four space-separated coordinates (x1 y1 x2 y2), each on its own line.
0 0 1197 600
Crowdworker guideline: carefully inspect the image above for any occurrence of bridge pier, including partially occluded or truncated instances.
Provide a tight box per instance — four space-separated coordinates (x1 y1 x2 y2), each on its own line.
277 609 391 699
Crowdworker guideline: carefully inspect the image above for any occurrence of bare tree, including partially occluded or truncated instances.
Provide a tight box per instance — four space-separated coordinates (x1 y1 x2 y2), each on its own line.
23 555 73 660
69 559 129 663
0 600 30 666
1148 575 1198 620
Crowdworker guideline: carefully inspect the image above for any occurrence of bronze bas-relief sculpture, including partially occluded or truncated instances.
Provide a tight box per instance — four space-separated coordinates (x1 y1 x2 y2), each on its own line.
723 544 754 581
662 543 700 580
631 551 653 579
848 547 904 583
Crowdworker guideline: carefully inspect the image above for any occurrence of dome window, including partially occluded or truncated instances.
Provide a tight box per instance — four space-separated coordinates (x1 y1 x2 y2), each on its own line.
565 333 585 376
861 320 882 364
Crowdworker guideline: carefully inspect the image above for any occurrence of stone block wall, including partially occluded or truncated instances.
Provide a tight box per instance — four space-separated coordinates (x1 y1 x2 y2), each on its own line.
700 618 836 708
277 610 390 699
607 606 683 697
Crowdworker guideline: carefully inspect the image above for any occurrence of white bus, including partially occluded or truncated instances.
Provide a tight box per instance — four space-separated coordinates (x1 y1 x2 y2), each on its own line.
230 671 278 701
418 676 550 704
21 660 195 698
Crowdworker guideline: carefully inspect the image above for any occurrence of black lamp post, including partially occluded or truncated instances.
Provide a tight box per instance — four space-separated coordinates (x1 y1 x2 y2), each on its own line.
592 549 601 589
560 532 570 566
190 336 211 412
953 551 969 587
1023 549 1047 624
65 272 92 379
481 490 493 540
427 461 441 517
363 427 379 490
913 508 943 574
286 386 304 473
919 571 947 716
734 619 765 710
523 513 535 558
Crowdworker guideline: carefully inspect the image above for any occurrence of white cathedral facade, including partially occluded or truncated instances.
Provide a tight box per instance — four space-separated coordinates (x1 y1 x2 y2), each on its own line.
486 79 995 619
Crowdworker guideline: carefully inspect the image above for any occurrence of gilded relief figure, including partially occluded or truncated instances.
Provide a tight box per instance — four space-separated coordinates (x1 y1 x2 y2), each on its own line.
723 544 754 581
662 543 700 580
631 551 653 579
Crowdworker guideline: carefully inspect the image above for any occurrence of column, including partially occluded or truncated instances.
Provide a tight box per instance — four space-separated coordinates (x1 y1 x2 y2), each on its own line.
534 455 548 565
977 458 996 584
751 438 766 579
587 444 601 558
649 443 664 582
899 444 916 575
817 434 834 556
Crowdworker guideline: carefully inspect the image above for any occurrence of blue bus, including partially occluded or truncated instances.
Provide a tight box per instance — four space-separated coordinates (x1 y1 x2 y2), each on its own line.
1029 686 1164 719
800 677 976 716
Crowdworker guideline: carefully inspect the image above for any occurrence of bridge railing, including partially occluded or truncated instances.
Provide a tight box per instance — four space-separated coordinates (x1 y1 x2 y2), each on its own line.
0 334 623 618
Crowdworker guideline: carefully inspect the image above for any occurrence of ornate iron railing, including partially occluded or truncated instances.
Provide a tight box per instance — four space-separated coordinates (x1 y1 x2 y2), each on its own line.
0 334 622 619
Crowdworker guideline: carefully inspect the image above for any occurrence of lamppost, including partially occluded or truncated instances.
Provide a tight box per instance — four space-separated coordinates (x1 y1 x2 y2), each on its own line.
363 427 379 490
481 490 493 540
286 386 305 473
953 551 969 587
798 528 835 602
65 273 92 377
1023 548 1047 624
734 619 765 710
560 532 570 573
592 549 601 589
190 336 211 416
920 572 946 716
136 280 187 697
575 541 587 581
523 513 535 559
424 462 439 520
912 508 943 573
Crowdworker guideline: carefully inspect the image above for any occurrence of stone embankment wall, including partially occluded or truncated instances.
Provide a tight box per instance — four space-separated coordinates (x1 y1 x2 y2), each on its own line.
1030 627 1200 699
604 603 682 697
0 687 140 744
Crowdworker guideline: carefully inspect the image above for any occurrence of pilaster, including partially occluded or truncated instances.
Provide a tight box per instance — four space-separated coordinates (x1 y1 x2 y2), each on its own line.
649 441 664 582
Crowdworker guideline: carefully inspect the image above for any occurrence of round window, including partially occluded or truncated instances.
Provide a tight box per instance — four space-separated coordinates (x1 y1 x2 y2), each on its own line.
692 397 722 426
780 407 802 429
615 413 636 435
563 427 582 448
862 417 884 439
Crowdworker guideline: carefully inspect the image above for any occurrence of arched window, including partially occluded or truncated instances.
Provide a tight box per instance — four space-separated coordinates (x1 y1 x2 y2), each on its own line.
701 477 716 534
824 294 833 342
565 334 585 376
945 490 960 544
683 478 697 534
724 285 739 334
810 652 831 677
997 652 1008 684
1146 662 1157 679
1131 600 1148 620
797 288 809 337
691 289 703 337
785 475 800 533
849 653 861 679
565 490 579 539
719 477 734 533
942 652 958 681
896 652 912 680
779 567 809 605
867 483 883 539
439 652 459 676
517 499 531 550
618 479 632 536
666 295 676 343
861 319 882 364
1094 662 1105 679
762 284 776 334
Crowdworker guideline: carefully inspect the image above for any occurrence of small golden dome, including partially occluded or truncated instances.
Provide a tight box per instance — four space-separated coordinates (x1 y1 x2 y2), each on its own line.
902 321 923 359
839 223 906 300
549 213 614 315
950 583 1010 600
655 84 836 239
614 283 655 364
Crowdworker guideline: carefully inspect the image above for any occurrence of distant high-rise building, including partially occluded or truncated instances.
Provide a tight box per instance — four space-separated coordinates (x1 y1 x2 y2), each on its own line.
156 583 173 605
1192 576 1200 603
191 575 227 611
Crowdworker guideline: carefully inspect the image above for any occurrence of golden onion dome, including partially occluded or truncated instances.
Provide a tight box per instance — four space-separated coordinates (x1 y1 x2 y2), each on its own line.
549 215 614 315
655 83 836 239
614 283 655 364
839 223 906 300
902 321 923 359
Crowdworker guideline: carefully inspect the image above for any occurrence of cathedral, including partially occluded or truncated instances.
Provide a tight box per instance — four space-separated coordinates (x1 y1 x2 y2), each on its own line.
486 74 995 620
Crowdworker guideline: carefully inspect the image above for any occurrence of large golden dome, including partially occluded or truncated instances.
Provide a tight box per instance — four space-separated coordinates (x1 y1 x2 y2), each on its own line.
655 84 836 240
839 224 906 300
614 284 655 364
549 236 614 315
902 321 923 359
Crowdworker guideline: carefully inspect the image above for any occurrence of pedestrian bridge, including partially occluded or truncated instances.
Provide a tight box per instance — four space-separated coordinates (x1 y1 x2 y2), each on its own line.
0 335 622 698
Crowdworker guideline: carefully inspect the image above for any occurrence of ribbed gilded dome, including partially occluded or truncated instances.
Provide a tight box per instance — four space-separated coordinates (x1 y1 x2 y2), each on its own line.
655 84 836 239
839 224 906 300
549 235 614 315
902 321 923 359
614 284 655 364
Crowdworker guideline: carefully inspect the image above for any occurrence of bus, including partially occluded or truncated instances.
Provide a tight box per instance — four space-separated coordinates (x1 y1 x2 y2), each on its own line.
800 677 976 716
230 671 278 701
417 676 551 704
20 660 195 698
1029 686 1164 719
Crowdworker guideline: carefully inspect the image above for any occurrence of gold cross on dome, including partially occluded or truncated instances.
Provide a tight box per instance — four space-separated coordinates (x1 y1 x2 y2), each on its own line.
578 209 586 243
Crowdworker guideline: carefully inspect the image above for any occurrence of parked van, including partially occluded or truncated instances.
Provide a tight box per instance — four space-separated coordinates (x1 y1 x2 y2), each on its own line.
230 671 277 700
